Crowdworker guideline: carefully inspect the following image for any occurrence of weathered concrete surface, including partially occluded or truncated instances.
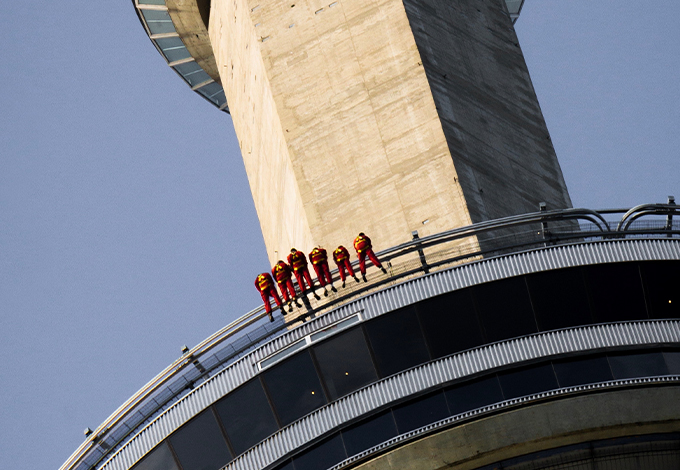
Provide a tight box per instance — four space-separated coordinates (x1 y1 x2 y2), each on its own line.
208 0 316 262
352 387 680 470
166 0 221 82
207 0 570 262
403 0 572 222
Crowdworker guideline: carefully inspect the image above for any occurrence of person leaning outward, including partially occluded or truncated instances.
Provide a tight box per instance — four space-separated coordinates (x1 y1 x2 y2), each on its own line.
287 248 319 299
353 232 387 281
333 245 359 288
254 272 282 321
309 246 336 295
272 260 297 311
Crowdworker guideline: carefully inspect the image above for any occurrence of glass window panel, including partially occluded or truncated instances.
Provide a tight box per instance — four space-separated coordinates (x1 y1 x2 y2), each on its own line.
132 442 179 470
138 0 166 4
608 351 668 379
663 351 680 374
473 277 537 343
174 62 211 87
169 409 232 470
196 82 222 101
640 261 680 319
364 306 430 377
584 263 648 323
444 375 504 415
214 90 227 108
526 268 593 331
155 37 191 63
215 378 279 456
141 9 176 35
293 434 347 470
341 411 397 456
553 355 613 387
262 350 327 426
417 290 484 358
392 391 449 433
312 326 378 401
498 363 558 399
273 460 295 470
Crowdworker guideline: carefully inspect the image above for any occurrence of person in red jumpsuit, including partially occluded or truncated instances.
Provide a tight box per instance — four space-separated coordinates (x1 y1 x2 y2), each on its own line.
272 260 298 311
353 232 387 281
288 248 319 299
333 245 359 288
254 272 282 321
309 246 336 295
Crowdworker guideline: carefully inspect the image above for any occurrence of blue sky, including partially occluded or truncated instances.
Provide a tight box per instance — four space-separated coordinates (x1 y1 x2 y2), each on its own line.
0 1 678 469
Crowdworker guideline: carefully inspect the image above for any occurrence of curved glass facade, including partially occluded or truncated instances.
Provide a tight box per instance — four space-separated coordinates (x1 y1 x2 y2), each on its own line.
133 1 228 111
130 260 679 470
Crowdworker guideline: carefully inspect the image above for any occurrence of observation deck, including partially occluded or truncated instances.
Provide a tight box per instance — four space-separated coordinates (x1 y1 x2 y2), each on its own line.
60 200 680 470
131 0 526 113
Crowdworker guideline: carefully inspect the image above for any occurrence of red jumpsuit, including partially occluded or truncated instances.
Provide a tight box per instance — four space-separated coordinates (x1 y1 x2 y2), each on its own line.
254 272 282 318
288 249 314 292
333 245 356 281
272 261 296 302
309 247 333 287
353 233 383 275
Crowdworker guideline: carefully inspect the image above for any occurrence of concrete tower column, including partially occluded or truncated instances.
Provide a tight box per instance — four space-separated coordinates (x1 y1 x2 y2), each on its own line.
207 0 571 262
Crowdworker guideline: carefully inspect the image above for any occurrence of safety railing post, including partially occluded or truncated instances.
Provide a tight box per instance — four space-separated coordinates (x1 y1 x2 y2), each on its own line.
666 196 675 236
412 230 430 274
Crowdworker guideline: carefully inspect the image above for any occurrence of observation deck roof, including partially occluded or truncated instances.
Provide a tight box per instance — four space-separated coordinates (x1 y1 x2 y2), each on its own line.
131 0 526 114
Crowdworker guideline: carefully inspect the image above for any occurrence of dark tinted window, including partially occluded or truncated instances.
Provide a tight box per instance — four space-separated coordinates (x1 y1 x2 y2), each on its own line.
341 411 397 456
364 306 430 377
169 409 231 470
215 378 279 455
473 277 537 343
526 268 593 331
584 263 648 322
293 434 347 470
664 351 680 374
553 355 613 387
445 375 504 415
262 350 327 426
312 327 378 400
608 352 668 379
640 262 680 319
392 391 449 433
272 461 295 470
132 442 179 470
498 363 558 399
417 290 484 358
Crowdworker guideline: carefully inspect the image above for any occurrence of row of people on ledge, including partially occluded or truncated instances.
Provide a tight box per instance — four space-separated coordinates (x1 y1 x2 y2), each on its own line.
255 233 387 320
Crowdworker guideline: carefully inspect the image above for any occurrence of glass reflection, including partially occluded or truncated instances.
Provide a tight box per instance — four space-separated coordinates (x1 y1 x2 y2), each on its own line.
584 263 648 323
293 434 347 470
132 442 179 470
215 378 279 456
608 352 668 379
141 9 176 35
364 306 430 377
168 409 231 470
342 411 397 456
393 391 449 433
553 355 612 387
640 262 680 319
445 375 504 415
498 363 558 399
312 327 378 400
473 277 537 343
417 290 484 358
262 350 327 426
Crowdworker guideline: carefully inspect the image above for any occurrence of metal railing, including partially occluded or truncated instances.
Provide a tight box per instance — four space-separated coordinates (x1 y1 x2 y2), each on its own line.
59 201 680 470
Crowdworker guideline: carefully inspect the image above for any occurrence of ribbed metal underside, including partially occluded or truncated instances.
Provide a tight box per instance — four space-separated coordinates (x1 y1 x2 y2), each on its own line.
99 239 680 470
